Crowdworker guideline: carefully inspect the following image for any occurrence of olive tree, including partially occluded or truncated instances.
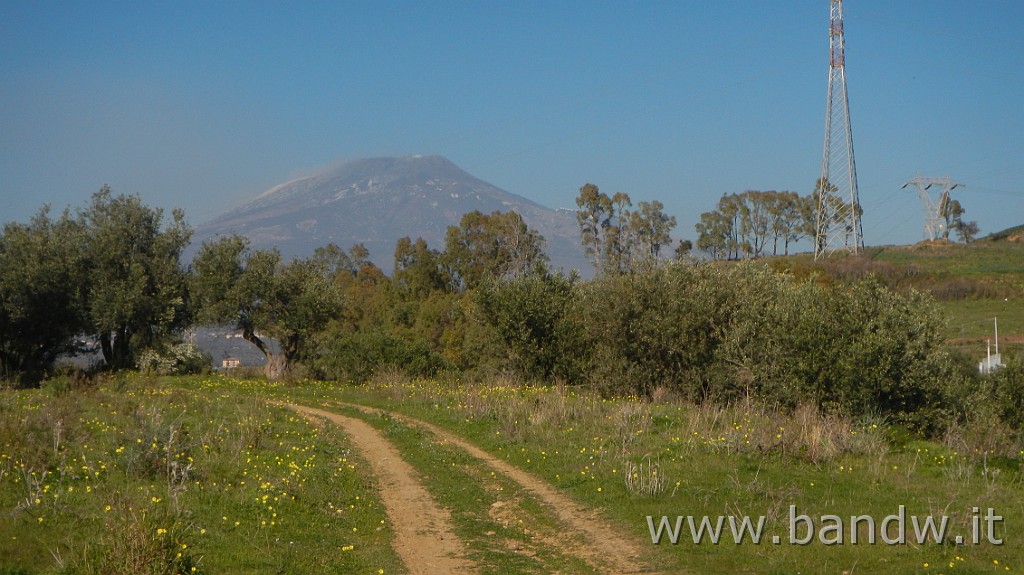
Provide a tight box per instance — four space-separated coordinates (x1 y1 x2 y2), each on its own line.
0 207 87 383
475 268 586 383
191 235 342 380
78 186 192 369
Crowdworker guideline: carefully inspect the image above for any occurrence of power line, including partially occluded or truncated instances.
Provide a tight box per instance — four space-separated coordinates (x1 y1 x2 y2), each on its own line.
969 186 1024 198
861 194 917 239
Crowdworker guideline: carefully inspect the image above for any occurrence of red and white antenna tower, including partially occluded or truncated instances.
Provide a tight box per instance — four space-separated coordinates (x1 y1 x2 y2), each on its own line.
815 0 864 259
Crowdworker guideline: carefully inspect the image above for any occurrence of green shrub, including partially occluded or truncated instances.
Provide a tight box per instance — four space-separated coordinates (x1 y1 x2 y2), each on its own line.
581 262 728 399
578 262 959 434
475 270 588 383
722 274 960 434
136 343 211 376
991 357 1024 430
311 330 449 383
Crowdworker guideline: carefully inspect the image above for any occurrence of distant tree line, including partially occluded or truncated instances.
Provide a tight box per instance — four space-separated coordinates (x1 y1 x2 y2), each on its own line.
574 183 682 275
695 186 978 261
697 190 816 260
0 184 1014 441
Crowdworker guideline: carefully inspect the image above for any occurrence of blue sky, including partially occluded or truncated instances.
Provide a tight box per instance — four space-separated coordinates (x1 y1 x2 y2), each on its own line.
2 1 1022 251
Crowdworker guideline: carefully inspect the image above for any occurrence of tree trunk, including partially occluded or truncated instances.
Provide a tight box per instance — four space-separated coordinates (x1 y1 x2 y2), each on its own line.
100 332 113 367
100 327 133 369
113 327 131 369
242 328 291 381
264 352 289 381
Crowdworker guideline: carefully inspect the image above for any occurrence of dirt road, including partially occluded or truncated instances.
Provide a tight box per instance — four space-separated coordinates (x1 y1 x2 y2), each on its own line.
307 400 655 574
290 404 478 575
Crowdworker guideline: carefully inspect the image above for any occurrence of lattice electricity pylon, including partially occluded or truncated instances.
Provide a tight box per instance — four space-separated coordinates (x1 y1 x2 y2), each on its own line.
901 176 963 241
815 0 864 259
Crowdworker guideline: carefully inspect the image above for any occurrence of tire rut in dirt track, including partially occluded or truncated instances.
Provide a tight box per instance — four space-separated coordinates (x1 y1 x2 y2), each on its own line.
324 400 658 575
289 404 478 575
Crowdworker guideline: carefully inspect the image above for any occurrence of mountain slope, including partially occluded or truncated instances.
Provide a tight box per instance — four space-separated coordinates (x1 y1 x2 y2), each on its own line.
195 155 585 272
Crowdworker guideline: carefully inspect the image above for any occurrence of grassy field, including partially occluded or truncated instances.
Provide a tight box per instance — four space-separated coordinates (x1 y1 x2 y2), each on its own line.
2 371 1022 574
0 375 403 575
938 298 1024 357
5 373 1013 574
871 241 1024 277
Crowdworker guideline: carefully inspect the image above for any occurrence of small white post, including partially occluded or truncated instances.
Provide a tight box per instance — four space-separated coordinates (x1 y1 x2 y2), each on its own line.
987 340 992 374
994 317 999 356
